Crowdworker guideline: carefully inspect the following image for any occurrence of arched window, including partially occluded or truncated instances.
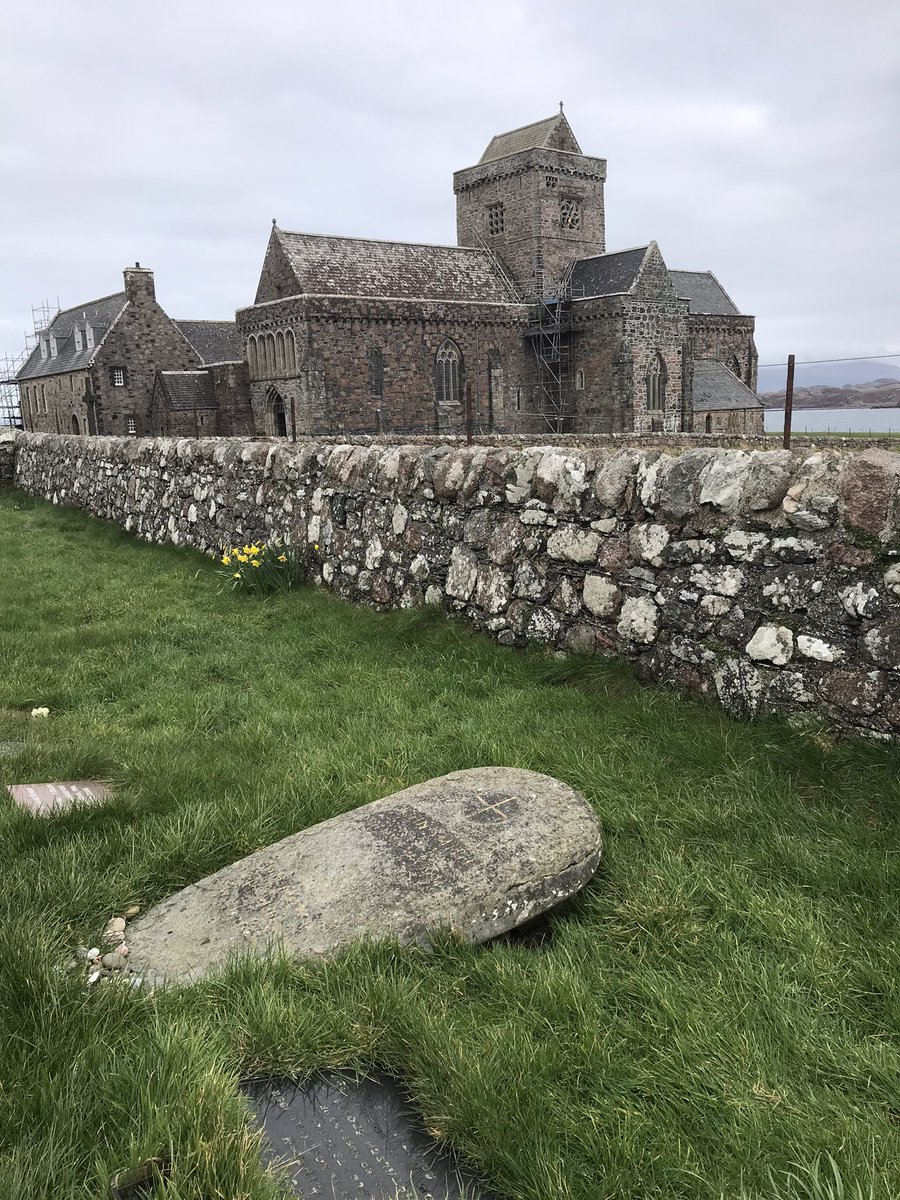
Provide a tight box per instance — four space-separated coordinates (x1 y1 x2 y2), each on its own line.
515 387 522 411
368 347 384 398
575 369 585 391
646 353 666 412
267 387 288 437
435 340 461 407
276 331 285 375
729 356 741 377
267 334 277 378
285 330 297 375
248 337 259 379
705 414 713 434
71 415 79 434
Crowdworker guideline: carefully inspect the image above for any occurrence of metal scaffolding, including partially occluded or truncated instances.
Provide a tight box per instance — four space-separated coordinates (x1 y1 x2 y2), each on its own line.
0 299 59 428
525 260 576 433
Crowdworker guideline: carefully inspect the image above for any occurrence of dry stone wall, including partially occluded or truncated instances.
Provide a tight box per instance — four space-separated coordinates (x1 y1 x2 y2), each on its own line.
10 432 900 740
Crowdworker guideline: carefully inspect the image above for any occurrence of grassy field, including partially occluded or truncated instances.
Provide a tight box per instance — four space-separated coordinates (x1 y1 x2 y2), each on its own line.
1 491 899 1200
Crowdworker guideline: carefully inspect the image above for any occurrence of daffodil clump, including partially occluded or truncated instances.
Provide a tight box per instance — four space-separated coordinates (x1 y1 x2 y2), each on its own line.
214 540 314 594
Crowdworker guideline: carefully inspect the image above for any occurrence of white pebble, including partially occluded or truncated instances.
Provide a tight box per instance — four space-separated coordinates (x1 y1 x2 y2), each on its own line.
87 947 100 959
87 971 101 985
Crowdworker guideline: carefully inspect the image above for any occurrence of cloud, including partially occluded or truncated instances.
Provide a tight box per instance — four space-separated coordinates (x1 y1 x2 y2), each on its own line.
1 0 898 366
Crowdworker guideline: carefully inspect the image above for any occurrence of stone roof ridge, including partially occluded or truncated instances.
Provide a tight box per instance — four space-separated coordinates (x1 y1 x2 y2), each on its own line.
670 268 743 316
574 244 651 265
274 226 492 254
47 290 127 325
16 291 128 381
478 111 581 164
691 359 763 412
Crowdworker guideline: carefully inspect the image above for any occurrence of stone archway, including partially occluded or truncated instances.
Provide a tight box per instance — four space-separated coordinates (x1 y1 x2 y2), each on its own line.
267 388 287 437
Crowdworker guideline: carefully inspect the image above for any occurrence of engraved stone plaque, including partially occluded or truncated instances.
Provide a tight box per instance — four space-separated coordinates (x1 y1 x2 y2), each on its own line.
240 1071 497 1199
6 780 111 816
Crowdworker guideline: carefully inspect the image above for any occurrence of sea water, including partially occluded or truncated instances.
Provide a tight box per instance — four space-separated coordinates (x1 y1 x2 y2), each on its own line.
764 407 900 435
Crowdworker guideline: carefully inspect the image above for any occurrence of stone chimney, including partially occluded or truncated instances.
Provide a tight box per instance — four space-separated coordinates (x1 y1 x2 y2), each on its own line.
123 262 156 306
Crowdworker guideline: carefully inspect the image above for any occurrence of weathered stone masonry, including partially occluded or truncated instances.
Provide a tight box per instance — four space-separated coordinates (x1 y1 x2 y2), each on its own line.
10 432 900 740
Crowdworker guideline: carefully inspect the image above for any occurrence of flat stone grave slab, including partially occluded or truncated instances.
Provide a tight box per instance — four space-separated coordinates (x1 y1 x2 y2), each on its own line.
241 1070 499 1199
6 780 111 816
126 767 602 986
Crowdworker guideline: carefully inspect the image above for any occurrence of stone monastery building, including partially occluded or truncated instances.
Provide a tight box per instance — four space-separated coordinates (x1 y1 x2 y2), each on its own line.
238 109 763 438
16 265 250 438
16 111 762 439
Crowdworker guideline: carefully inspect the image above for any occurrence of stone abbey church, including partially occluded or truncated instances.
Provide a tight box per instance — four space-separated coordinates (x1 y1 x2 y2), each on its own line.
18 111 762 438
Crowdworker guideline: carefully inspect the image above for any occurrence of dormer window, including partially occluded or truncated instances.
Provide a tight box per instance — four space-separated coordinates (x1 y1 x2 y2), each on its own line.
49 335 58 357
74 327 83 352
86 325 95 350
487 202 505 235
40 338 49 361
560 198 581 230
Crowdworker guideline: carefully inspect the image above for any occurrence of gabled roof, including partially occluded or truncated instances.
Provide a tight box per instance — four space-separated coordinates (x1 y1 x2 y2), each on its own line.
691 359 762 412
155 370 216 410
570 247 649 299
16 292 126 381
175 320 241 364
479 112 581 164
270 228 520 304
671 270 741 316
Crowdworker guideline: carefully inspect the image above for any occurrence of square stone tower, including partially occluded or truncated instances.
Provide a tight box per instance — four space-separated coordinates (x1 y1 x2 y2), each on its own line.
453 110 607 298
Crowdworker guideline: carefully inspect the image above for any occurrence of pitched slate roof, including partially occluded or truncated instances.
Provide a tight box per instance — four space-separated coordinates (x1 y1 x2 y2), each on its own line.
273 229 519 303
570 247 648 299
16 292 126 381
691 359 762 412
155 370 217 410
479 112 581 164
671 270 741 316
175 320 242 364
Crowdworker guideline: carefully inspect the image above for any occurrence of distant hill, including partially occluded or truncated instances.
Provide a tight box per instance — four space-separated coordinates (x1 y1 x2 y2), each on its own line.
759 379 900 410
757 359 900 393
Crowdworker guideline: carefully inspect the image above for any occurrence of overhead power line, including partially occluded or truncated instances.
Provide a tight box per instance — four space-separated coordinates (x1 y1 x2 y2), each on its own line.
759 352 900 369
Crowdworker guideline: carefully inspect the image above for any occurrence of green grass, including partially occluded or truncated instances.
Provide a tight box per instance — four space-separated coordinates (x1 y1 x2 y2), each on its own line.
0 491 898 1200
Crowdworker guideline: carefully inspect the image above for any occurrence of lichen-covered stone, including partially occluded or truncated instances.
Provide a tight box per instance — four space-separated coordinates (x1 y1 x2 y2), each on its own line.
746 625 794 665
125 767 603 985
617 596 659 644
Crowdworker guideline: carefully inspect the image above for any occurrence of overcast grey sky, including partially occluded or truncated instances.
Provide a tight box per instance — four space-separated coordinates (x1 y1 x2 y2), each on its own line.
2 0 898 372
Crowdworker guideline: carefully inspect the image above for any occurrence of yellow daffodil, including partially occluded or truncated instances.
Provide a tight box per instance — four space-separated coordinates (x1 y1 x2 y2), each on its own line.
242 544 252 555
252 560 261 568
277 554 287 563
233 572 241 579
313 543 319 551
236 553 248 564
221 555 231 565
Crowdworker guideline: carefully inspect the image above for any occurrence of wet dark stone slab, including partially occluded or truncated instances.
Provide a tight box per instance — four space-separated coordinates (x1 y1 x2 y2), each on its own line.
241 1071 500 1199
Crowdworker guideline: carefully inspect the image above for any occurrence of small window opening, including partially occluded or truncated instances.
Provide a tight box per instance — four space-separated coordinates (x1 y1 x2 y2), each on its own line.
705 415 712 434
112 368 125 387
368 347 384 398
545 175 558 188
575 369 585 391
127 416 137 435
515 387 522 411
487 202 505 235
